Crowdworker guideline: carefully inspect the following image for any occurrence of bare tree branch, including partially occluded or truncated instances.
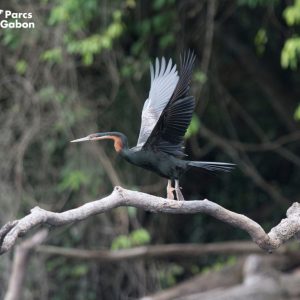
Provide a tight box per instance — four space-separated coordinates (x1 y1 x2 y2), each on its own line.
0 187 299 255
4 230 48 300
36 240 300 262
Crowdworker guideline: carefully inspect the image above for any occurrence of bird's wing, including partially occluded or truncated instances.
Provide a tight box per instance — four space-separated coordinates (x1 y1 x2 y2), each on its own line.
136 57 179 148
142 50 196 157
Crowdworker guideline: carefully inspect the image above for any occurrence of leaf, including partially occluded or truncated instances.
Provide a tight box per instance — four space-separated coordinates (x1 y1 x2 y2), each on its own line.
125 0 136 8
194 71 207 84
283 0 300 26
159 33 175 49
127 206 137 218
72 264 88 277
15 60 27 75
59 170 89 191
2 29 21 49
110 228 151 250
185 114 201 139
153 0 167 10
41 48 62 64
281 37 300 69
130 229 151 246
294 104 300 121
111 235 132 250
38 86 65 104
254 28 268 55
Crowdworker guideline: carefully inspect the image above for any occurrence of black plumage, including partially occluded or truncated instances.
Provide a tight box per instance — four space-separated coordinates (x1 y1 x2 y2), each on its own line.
71 51 235 200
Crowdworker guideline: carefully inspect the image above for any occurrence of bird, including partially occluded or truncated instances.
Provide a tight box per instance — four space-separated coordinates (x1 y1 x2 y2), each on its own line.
71 51 235 200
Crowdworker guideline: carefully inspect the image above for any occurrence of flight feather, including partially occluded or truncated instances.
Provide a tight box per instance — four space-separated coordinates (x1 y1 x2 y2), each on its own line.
136 57 179 148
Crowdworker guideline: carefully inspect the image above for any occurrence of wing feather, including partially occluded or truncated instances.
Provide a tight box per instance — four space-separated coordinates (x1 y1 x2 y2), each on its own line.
136 57 179 147
142 50 196 156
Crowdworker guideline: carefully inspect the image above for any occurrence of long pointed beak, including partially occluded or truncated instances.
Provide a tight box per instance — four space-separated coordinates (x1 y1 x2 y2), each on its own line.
70 136 90 143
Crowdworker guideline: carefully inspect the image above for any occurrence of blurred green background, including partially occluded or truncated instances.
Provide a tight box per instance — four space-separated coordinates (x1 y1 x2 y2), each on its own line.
0 0 300 299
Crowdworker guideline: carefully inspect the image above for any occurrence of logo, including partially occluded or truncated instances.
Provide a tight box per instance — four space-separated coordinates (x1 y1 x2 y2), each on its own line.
0 10 35 29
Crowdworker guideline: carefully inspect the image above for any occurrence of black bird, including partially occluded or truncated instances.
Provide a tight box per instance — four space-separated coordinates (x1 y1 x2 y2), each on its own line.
71 51 235 200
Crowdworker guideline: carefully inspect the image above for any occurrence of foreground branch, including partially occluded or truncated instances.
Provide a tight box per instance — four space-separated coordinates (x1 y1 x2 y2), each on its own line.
4 230 48 300
0 187 299 254
144 254 300 300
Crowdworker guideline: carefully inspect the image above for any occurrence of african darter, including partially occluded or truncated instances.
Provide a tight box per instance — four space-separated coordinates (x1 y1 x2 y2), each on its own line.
71 51 235 200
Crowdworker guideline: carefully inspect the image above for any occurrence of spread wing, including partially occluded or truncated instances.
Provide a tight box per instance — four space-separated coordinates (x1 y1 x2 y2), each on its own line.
142 50 196 157
136 57 179 148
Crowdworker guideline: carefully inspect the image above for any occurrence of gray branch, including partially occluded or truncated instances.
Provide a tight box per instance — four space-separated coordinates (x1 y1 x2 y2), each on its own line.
0 187 300 255
4 229 48 300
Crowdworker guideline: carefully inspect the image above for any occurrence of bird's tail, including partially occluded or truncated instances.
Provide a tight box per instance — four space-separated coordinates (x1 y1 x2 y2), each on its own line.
187 161 235 173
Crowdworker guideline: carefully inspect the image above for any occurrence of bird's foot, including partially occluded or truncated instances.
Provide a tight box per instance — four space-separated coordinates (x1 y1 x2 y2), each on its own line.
175 188 185 201
167 187 175 200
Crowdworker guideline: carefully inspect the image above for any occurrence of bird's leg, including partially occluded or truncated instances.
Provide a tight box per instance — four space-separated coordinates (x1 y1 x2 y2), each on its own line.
167 179 175 200
175 179 184 201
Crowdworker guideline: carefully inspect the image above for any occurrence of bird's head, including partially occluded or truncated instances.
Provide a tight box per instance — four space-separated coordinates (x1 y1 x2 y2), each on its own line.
71 132 128 153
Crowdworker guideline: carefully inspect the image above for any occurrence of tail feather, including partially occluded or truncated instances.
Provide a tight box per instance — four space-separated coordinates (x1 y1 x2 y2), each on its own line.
188 161 235 173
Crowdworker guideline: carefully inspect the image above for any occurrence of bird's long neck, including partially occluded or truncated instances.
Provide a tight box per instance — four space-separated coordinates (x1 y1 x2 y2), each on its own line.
111 136 129 153
91 132 129 153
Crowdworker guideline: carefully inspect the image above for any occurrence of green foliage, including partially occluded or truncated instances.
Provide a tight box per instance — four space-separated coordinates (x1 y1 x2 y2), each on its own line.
48 0 124 65
202 256 237 274
283 0 300 26
294 104 300 121
41 48 63 64
121 63 135 78
1 29 21 48
59 170 90 191
47 257 88 279
38 86 65 103
194 70 207 84
46 258 91 300
48 0 98 32
130 1 176 56
190 264 200 274
281 1 300 69
153 0 176 11
72 264 89 277
185 114 200 139
111 235 132 250
254 28 268 55
127 206 137 218
281 37 300 69
66 10 123 65
111 228 151 250
159 33 175 49
15 60 27 75
158 263 184 288
125 0 136 9
131 228 150 245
